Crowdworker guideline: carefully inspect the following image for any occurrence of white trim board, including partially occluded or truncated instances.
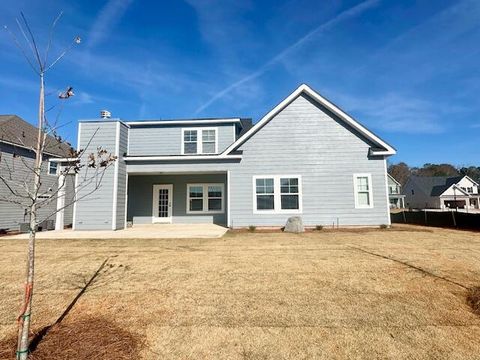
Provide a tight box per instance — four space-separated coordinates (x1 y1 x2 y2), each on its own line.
221 84 396 156
127 118 241 126
72 122 81 230
124 154 242 161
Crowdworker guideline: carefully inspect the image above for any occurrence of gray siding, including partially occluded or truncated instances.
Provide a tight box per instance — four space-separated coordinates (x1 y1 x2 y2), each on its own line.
128 123 235 155
74 121 118 230
228 94 390 227
114 123 129 229
403 179 439 209
0 143 72 230
128 174 227 225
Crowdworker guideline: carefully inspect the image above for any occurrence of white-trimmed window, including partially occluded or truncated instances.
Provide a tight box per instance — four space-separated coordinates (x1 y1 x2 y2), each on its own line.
183 130 198 154
182 128 217 154
187 183 224 213
253 175 302 213
48 160 57 175
354 174 373 208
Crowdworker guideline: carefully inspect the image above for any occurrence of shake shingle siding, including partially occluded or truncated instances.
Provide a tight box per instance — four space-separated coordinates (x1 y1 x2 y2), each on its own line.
128 123 235 155
228 94 389 227
74 121 117 230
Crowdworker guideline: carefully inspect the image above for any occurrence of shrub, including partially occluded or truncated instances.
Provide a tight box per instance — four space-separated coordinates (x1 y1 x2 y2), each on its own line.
248 225 256 232
380 224 389 229
315 225 323 231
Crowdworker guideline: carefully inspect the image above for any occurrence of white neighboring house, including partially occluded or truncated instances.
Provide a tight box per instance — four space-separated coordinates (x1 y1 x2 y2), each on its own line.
387 174 405 208
403 175 480 210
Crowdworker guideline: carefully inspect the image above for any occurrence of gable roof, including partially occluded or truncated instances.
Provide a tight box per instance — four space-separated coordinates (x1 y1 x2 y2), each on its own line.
387 173 401 186
220 84 396 157
409 175 466 197
0 115 72 157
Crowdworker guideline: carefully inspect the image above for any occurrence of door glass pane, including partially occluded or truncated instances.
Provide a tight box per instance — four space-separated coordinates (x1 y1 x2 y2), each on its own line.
158 188 169 217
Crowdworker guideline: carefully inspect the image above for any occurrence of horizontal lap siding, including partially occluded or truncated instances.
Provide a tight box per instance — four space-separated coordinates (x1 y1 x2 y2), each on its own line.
128 173 227 225
0 144 61 230
74 122 117 230
229 94 389 227
115 123 129 229
128 123 235 155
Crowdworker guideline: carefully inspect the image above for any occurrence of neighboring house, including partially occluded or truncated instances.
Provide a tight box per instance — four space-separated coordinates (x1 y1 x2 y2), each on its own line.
403 175 480 210
387 174 405 208
0 115 75 231
71 84 396 230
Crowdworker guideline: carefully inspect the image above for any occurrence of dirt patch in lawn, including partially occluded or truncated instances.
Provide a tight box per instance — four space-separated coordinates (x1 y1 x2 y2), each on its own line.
467 287 480 315
0 315 141 360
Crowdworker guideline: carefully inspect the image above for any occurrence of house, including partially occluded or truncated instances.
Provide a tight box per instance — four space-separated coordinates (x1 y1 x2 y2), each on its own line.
403 175 480 210
0 115 75 231
387 174 405 208
70 84 396 230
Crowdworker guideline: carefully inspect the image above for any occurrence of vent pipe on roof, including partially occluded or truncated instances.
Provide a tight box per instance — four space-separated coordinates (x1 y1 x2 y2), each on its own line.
100 110 111 119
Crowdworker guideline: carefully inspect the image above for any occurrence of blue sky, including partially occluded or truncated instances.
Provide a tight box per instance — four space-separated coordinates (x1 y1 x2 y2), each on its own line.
1 0 479 166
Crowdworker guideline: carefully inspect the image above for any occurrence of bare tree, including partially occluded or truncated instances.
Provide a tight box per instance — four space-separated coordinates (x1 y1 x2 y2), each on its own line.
2 13 116 359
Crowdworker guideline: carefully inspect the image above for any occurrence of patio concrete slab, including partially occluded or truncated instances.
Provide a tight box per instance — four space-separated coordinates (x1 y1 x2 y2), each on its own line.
2 223 228 240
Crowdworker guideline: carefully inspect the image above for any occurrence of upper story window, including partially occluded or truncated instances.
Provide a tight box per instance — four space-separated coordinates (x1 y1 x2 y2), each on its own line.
253 175 302 214
48 160 58 175
182 128 217 155
354 174 373 208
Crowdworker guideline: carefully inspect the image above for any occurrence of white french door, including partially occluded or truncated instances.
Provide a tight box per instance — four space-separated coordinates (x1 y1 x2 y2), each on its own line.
152 184 173 223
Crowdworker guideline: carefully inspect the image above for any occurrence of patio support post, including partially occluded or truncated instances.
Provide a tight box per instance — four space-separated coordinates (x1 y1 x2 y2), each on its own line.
55 172 66 231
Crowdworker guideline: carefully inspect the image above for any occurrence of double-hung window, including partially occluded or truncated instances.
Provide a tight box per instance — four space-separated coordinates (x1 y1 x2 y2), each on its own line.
187 183 224 213
182 128 217 154
48 160 58 175
183 130 198 154
253 175 302 213
354 174 373 208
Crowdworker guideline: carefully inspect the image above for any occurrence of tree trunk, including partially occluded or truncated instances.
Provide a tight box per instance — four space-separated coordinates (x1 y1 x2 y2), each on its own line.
16 73 45 360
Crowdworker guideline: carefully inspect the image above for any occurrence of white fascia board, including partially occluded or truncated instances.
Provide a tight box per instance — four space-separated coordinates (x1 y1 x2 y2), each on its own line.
48 157 79 162
126 118 241 126
221 84 396 156
123 154 242 161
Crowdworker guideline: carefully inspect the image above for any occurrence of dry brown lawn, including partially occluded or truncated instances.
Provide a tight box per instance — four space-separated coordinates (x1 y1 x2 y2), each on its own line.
1 225 480 359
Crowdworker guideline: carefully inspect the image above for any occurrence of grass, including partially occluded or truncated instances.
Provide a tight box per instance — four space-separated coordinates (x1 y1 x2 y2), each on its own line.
1 224 480 359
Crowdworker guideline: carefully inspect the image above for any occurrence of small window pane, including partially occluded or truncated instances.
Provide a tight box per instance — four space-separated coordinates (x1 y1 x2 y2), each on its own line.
184 142 197 154
202 142 215 154
184 130 197 141
281 194 299 209
208 198 222 210
202 130 215 141
189 186 203 198
357 177 369 191
208 186 222 198
257 195 274 210
190 199 203 211
256 178 274 194
357 192 370 206
280 178 298 193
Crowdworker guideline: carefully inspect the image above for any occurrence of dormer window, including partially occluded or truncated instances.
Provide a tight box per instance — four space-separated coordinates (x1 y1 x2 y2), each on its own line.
182 128 217 155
